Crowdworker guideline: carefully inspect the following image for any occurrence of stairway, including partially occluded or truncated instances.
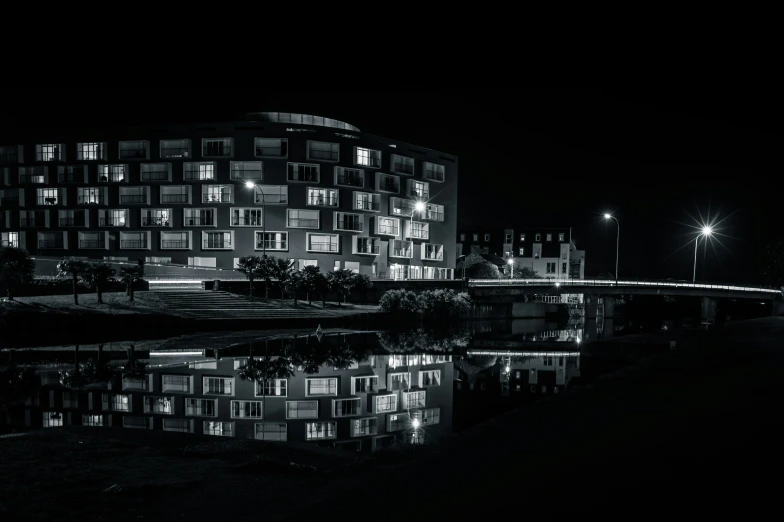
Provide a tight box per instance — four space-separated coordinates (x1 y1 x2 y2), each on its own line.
149 289 345 319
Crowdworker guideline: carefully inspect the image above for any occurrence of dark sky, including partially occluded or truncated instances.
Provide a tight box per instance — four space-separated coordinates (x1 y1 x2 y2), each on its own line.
1 88 780 284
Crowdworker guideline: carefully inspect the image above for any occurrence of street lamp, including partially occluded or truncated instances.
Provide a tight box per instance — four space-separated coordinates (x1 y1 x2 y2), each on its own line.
245 181 266 258
604 214 620 285
507 257 514 279
693 226 712 283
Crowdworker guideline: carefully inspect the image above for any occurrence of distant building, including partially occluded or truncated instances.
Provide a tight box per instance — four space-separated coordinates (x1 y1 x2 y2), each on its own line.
456 227 585 279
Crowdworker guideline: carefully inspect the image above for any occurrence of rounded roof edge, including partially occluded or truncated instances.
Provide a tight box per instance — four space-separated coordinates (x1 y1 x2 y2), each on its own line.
245 112 360 132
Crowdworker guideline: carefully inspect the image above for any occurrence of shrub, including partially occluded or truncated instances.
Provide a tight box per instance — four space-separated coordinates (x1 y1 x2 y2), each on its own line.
379 289 419 314
379 289 472 319
467 261 501 279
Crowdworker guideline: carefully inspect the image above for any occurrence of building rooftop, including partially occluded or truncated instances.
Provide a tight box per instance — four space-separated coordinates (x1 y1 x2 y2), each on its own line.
245 112 360 132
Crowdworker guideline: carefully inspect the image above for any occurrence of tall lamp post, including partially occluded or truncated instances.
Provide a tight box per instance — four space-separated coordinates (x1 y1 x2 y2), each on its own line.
604 214 620 285
245 181 267 258
409 201 426 280
693 226 712 283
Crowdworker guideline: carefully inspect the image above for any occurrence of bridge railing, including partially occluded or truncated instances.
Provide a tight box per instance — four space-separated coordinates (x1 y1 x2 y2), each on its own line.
469 278 783 295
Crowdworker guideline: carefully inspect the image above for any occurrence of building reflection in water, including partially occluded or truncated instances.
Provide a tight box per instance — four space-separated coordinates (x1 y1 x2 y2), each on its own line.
10 325 589 450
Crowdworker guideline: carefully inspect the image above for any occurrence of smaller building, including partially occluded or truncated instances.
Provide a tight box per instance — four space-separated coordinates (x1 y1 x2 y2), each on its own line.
456 226 586 279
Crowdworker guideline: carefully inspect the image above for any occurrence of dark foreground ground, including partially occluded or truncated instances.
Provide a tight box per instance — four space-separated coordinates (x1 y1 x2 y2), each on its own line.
2 317 783 520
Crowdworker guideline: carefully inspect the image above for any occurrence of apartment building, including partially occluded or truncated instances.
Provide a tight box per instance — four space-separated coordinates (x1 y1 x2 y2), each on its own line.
24 351 453 451
457 227 585 279
0 112 457 279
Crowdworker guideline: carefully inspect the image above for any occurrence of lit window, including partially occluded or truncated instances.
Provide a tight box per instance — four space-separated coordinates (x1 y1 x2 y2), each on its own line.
355 147 381 168
559 233 565 241
473 233 478 241
535 233 541 242
546 233 552 242
519 247 525 256
460 233 466 242
306 422 337 440
484 234 490 242
505 234 512 243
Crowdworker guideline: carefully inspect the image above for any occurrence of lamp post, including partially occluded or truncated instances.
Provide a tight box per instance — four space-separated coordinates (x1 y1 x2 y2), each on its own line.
507 257 514 279
245 181 266 258
604 214 620 285
693 226 713 283
409 201 426 280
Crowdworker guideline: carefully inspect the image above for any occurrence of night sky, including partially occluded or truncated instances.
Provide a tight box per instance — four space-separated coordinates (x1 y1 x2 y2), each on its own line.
1 88 780 284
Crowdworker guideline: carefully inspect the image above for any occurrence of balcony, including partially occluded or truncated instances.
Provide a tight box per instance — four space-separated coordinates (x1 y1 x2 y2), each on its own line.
120 194 147 204
142 217 170 227
59 217 86 227
231 217 261 226
202 194 231 204
20 174 44 184
379 180 398 193
307 195 338 207
393 162 414 175
230 168 262 181
184 170 215 181
288 218 318 228
309 241 338 252
1 240 19 248
337 173 363 187
78 195 105 204
410 228 429 240
141 171 169 182
256 145 285 157
356 200 379 211
355 244 379 255
119 148 148 160
256 239 287 250
255 193 287 204
203 240 231 249
80 240 104 249
184 217 213 226
424 169 445 182
99 217 125 226
309 149 338 161
202 144 232 157
161 193 189 204
378 224 399 235
20 216 44 227
59 173 85 183
38 240 64 249
337 219 363 232
160 147 190 158
121 240 147 249
425 211 444 222
411 187 429 199
161 240 188 249
391 247 412 257
424 248 444 261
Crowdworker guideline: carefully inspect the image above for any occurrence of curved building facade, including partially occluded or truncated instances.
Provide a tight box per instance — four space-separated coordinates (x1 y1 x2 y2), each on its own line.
0 112 457 279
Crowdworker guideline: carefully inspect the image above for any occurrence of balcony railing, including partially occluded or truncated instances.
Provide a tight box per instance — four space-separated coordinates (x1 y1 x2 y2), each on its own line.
337 219 363 232
160 147 190 158
358 156 381 168
99 217 125 226
119 148 148 159
78 195 105 204
184 171 215 181
256 239 287 250
255 145 285 157
254 193 287 204
142 217 171 227
355 244 380 255
203 194 231 203
379 180 399 192
161 193 189 204
355 200 380 211
378 224 399 235
98 174 125 183
288 218 318 228
59 173 85 183
141 171 169 181
393 162 414 174
230 169 263 180
80 240 104 249
410 229 429 240
59 217 86 227
161 240 188 249
425 211 444 222
121 240 148 249
37 196 60 206
412 187 430 198
231 217 261 226
1 240 19 248
120 194 147 204
309 242 338 252
184 217 214 226
202 145 232 157
307 195 338 207
20 216 45 227
38 240 64 249
424 249 444 261
392 248 412 257
424 170 445 182
204 240 231 249
309 149 339 161
336 173 363 186
20 174 45 184
288 171 319 182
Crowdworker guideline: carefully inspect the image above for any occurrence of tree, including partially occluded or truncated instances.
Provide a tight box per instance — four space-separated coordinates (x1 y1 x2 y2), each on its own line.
254 256 291 299
236 256 263 297
325 343 357 370
299 265 322 305
352 273 373 303
287 336 324 375
82 262 116 304
237 351 294 440
515 266 540 279
284 270 304 305
271 257 294 299
121 344 145 380
57 258 90 305
467 261 501 279
326 269 356 306
119 265 144 302
59 345 89 389
0 247 35 301
456 253 485 280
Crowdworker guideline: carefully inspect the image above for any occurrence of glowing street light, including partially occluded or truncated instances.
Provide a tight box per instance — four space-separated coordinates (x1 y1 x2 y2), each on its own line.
245 182 266 258
604 213 620 285
412 418 421 429
693 226 713 283
507 257 514 279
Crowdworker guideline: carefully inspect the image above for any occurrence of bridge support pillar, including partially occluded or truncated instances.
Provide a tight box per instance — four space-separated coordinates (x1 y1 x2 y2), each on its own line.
585 295 599 321
701 297 718 324
603 297 615 319
773 300 784 317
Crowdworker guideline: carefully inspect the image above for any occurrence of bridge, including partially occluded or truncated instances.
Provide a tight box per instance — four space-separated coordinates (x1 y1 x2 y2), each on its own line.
468 278 784 323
